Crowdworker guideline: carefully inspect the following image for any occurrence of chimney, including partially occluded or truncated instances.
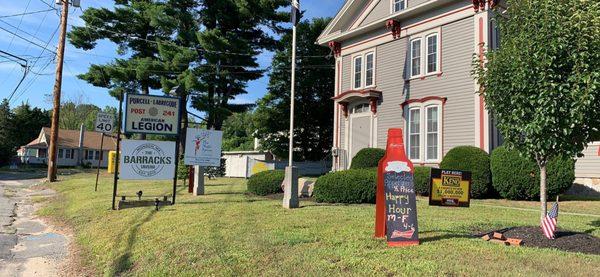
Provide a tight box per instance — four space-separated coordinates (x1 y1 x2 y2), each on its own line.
79 124 84 164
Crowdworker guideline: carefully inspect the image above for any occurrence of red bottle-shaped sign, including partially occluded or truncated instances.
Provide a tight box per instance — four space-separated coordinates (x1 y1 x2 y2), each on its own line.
375 128 419 247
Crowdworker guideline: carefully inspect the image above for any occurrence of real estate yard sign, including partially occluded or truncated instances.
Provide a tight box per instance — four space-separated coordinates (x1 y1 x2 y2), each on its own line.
124 94 181 136
120 140 176 180
428 169 471 207
95 112 115 133
184 128 223 166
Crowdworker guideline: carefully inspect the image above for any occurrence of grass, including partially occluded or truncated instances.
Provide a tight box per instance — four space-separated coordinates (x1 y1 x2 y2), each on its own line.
39 171 600 276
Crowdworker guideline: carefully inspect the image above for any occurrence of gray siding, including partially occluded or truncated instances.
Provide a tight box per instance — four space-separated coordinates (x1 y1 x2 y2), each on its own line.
409 0 433 9
362 0 390 27
376 37 408 148
576 144 600 178
341 54 351 92
373 17 476 156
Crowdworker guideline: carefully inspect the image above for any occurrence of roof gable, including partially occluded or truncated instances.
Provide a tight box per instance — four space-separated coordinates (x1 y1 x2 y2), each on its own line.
317 0 371 43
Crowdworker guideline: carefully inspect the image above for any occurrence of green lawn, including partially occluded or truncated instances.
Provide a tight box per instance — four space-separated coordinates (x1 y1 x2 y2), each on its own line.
38 171 600 276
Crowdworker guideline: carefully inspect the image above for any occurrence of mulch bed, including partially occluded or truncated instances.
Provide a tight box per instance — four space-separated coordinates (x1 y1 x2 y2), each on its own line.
476 226 600 255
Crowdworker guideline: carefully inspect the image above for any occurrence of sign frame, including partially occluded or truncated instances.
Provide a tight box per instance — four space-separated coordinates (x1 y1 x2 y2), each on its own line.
123 93 182 136
428 168 472 207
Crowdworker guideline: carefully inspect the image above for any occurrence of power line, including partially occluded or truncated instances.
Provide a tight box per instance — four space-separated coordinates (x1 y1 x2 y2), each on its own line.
0 8 54 18
0 25 57 55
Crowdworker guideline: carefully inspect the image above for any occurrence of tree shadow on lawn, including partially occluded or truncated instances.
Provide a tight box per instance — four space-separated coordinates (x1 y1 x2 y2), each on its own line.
176 198 269 205
112 209 156 275
419 230 474 243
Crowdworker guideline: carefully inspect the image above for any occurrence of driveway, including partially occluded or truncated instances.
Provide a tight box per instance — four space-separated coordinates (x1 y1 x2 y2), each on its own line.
0 171 69 276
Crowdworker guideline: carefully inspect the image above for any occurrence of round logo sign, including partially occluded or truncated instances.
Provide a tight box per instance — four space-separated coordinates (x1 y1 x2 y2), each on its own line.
128 143 167 177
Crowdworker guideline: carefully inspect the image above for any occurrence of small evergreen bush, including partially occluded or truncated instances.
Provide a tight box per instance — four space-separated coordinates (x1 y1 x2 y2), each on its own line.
350 148 385 169
313 168 377 204
440 146 492 198
247 170 285 196
491 146 574 200
413 166 432 196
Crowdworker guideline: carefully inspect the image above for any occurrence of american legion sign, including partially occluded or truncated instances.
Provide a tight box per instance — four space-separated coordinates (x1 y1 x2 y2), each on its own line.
124 94 181 136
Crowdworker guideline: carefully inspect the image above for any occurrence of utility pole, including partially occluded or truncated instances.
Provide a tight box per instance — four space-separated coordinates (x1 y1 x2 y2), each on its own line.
47 0 69 182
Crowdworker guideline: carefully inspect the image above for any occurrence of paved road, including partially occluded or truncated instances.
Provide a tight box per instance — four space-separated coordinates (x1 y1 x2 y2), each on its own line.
0 172 69 276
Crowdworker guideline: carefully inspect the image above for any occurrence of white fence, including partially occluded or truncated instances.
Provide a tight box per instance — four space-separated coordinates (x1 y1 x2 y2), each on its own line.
225 157 331 178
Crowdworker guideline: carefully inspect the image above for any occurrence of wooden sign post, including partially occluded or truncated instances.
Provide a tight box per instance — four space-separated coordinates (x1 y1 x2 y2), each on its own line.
376 128 419 247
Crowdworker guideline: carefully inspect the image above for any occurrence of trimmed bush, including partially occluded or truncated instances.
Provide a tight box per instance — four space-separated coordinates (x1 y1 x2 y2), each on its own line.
440 146 492 199
414 166 432 196
313 168 377 204
247 170 285 196
350 148 385 169
491 146 575 200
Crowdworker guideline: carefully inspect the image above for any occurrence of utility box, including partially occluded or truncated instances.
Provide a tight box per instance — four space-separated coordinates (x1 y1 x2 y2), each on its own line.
108 151 117 173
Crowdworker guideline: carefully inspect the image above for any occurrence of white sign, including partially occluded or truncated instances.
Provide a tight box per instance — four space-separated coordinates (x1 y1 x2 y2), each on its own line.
124 94 180 136
95 112 115 133
184 128 223 166
119 140 176 180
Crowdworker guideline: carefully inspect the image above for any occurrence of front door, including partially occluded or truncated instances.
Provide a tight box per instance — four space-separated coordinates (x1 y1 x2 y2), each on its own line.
350 115 371 163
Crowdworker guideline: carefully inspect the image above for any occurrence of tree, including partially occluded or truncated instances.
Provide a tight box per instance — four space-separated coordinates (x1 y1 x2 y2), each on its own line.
190 0 289 130
11 102 51 148
0 99 13 165
473 0 600 219
221 111 256 151
59 101 101 131
254 18 334 161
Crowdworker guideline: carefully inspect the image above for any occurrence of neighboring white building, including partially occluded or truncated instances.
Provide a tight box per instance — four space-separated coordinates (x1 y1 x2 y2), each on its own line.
17 125 117 168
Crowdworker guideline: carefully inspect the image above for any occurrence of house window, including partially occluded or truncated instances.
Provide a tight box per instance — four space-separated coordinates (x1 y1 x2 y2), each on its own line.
410 39 421 77
426 106 439 160
365 53 374 87
351 103 370 114
408 108 421 160
409 30 441 78
58 149 64 159
405 99 444 163
94 150 100 160
351 50 376 89
65 149 72 159
393 0 405 13
490 20 500 50
426 34 438 73
85 150 99 160
353 56 362 89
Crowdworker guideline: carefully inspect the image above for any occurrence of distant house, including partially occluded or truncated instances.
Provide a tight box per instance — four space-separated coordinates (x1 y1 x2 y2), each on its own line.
17 125 117 167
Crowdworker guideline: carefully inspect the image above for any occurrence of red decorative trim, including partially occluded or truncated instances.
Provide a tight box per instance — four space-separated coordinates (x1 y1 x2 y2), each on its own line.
341 103 349 118
328 41 342 58
597 145 600 156
385 20 401 39
478 17 486 150
332 88 382 103
369 97 378 115
342 6 473 52
400 96 447 108
473 0 480 12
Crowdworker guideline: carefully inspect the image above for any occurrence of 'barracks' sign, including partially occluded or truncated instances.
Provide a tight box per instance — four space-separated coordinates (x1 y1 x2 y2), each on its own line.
124 93 181 135
119 139 176 180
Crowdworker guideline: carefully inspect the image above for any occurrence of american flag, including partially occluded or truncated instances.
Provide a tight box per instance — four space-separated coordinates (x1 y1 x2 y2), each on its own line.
541 201 559 239
291 0 301 26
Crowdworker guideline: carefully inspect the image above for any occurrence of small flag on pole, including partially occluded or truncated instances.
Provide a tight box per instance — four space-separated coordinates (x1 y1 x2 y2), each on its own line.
541 200 559 239
291 0 301 26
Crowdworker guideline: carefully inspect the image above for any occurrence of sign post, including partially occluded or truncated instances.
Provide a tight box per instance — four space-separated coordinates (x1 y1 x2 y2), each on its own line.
94 112 114 192
376 128 419 247
112 96 123 210
183 128 223 196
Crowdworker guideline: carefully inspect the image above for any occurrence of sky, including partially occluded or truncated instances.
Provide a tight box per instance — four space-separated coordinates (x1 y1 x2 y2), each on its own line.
0 0 344 112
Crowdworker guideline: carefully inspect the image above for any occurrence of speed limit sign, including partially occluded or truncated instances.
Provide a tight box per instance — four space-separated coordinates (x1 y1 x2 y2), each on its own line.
95 112 115 133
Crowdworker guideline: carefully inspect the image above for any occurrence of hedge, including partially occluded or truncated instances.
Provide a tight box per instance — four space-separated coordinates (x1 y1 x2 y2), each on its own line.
490 146 575 200
313 168 377 204
350 148 385 169
414 166 432 196
440 146 492 199
247 170 285 196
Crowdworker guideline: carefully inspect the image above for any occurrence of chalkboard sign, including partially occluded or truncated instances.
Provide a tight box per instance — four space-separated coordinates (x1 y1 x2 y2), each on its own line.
384 164 419 246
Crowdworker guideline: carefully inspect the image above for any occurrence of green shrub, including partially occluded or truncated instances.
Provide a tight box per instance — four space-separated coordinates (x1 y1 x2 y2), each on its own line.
313 168 377 204
247 170 285 196
491 146 574 200
350 148 385 169
440 146 492 199
414 166 432 196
